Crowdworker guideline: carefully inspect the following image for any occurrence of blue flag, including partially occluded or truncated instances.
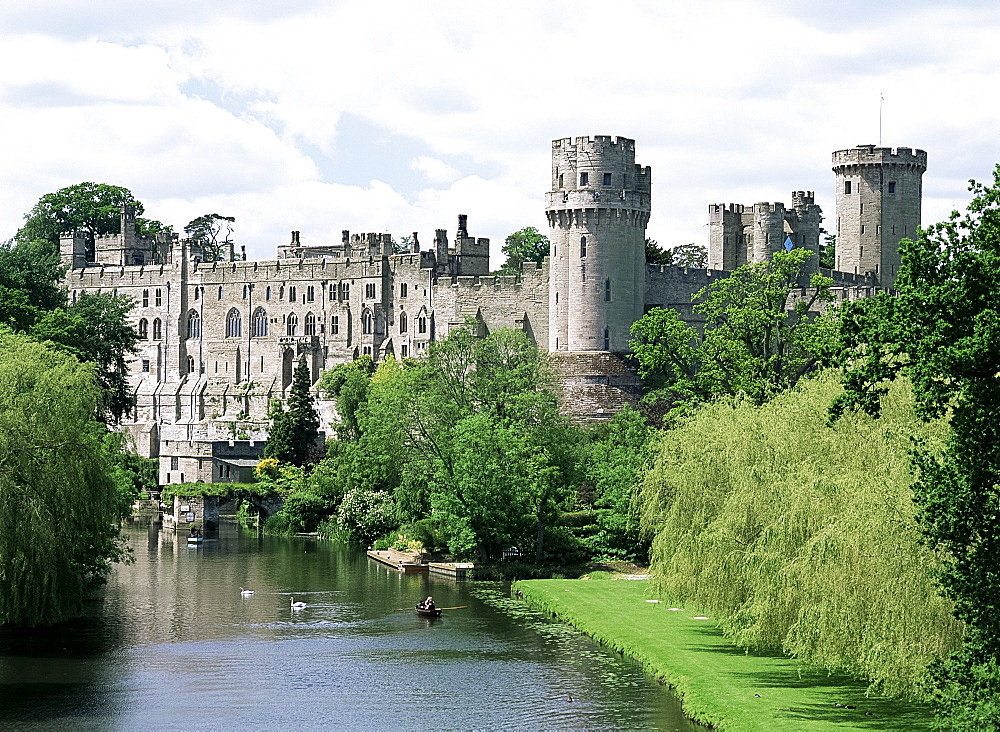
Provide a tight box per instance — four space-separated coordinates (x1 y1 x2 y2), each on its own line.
784 236 794 252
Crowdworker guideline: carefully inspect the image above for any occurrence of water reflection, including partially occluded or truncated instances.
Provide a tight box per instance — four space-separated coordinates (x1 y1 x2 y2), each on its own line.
0 522 695 730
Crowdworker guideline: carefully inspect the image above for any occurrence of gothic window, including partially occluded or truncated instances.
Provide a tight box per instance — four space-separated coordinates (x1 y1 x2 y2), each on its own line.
252 307 268 337
400 283 407 298
226 308 242 338
603 172 612 186
604 278 611 302
580 172 589 186
152 318 162 340
580 236 587 258
418 316 427 334
362 310 373 335
332 315 339 335
289 286 297 302
305 312 316 336
186 356 194 374
307 286 315 302
187 310 201 339
142 289 149 308
155 288 162 307
604 327 610 351
399 311 407 334
138 318 149 339
287 313 298 336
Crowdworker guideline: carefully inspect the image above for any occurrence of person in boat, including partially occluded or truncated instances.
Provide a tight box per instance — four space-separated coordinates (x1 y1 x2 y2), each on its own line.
419 596 435 611
189 526 201 539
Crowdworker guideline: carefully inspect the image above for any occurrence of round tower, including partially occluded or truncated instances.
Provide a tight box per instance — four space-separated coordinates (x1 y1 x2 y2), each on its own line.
546 136 650 352
832 145 927 287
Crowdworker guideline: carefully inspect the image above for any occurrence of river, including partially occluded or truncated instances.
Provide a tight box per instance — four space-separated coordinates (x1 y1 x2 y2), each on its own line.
0 522 695 730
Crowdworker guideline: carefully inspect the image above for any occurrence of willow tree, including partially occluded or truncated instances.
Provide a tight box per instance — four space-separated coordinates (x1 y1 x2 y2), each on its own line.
641 372 960 697
0 331 132 627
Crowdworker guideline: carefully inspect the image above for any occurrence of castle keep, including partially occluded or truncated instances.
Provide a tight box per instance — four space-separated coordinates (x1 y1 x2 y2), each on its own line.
59 137 924 484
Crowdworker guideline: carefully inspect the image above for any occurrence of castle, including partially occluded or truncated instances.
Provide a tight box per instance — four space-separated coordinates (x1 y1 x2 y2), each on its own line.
59 136 925 485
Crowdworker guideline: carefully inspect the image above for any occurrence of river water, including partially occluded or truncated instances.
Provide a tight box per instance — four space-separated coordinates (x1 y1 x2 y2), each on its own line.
0 522 695 730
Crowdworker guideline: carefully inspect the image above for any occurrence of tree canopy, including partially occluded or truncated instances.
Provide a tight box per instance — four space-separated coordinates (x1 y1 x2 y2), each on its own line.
671 243 708 269
266 356 321 467
645 238 673 265
832 165 1000 726
497 226 549 276
0 331 134 627
16 182 167 253
630 248 837 416
184 213 235 262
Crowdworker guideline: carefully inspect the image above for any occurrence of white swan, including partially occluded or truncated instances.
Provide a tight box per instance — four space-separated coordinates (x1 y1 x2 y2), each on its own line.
240 587 254 597
291 596 307 610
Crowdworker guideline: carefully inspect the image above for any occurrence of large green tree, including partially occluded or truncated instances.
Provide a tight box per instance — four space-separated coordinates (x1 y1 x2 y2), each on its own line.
16 182 167 254
266 356 321 467
832 166 1000 727
497 226 549 276
0 331 133 627
670 242 708 269
630 248 837 416
0 239 66 331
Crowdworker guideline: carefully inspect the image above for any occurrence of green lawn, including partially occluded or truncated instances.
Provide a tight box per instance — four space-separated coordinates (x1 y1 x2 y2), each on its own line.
513 579 935 731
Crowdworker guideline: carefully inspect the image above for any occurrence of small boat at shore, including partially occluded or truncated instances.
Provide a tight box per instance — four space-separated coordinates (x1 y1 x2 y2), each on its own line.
416 605 442 618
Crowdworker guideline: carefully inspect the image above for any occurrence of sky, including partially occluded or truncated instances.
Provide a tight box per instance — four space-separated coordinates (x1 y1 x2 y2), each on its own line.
2 0 999 265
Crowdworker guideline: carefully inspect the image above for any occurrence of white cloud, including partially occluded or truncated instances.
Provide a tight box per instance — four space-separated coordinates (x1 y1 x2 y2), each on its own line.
410 157 461 185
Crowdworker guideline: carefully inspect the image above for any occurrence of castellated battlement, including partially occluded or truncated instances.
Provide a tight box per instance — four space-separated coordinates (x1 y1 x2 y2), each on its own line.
553 135 636 154
792 191 815 206
832 145 927 171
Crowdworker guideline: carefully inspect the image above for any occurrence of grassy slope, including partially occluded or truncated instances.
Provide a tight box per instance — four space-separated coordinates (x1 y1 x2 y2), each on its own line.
514 579 935 731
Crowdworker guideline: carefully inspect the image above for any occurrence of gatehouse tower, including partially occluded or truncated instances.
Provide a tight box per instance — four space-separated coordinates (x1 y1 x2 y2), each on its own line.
545 136 650 352
832 145 927 287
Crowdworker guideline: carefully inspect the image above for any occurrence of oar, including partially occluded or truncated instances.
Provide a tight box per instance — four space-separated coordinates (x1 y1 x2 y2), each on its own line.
392 605 468 611
435 605 467 610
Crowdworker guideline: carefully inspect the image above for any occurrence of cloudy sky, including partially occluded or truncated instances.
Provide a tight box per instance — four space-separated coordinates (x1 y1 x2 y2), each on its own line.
2 1 999 263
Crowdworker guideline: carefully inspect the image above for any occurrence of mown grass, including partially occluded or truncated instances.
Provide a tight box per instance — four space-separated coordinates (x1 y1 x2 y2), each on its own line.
513 579 935 731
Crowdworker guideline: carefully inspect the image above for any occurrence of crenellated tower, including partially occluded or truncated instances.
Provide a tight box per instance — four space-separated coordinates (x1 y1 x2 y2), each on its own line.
546 136 650 352
832 145 926 287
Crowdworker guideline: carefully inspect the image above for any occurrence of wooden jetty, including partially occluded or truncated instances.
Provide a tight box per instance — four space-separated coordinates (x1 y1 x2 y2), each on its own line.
366 549 428 574
428 562 474 580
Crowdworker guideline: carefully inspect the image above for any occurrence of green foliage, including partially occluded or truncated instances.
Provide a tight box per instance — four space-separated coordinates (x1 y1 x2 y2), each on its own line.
497 226 549 276
645 238 673 266
16 182 164 251
584 406 652 562
670 243 707 269
336 487 397 545
640 372 961 697
317 354 375 439
820 229 836 270
265 356 320 466
630 248 837 419
0 239 66 331
833 166 1000 724
0 331 132 627
184 213 235 262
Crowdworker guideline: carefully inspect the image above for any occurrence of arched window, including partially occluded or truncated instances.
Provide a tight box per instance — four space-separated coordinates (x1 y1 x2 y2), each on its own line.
418 316 427 334
304 312 316 336
399 311 407 334
138 318 148 339
142 289 149 308
226 308 241 338
155 288 162 307
187 310 201 339
289 286 297 302
287 313 298 336
243 285 249 299
580 236 587 258
252 307 268 337
187 355 195 374
604 278 611 302
152 318 162 340
362 310 373 335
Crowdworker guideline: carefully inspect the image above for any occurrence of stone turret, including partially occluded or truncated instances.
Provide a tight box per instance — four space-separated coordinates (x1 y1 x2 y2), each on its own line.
546 135 650 352
833 145 926 286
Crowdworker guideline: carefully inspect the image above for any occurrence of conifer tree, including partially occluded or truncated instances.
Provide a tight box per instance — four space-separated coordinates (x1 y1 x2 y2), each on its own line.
265 356 320 467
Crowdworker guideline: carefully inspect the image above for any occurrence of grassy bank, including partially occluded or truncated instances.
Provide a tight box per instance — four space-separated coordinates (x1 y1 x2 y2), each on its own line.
513 579 935 731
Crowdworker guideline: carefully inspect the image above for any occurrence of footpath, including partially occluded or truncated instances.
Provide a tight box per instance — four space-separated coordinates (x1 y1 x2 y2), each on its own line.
513 579 935 731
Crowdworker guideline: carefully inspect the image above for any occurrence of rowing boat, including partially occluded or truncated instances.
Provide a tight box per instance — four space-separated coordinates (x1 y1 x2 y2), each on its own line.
416 605 442 618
